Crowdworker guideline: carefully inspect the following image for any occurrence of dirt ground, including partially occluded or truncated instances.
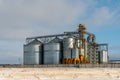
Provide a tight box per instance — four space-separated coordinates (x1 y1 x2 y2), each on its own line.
0 68 120 80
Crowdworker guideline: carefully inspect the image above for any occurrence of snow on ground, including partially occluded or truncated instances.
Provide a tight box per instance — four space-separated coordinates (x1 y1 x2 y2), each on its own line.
0 68 119 80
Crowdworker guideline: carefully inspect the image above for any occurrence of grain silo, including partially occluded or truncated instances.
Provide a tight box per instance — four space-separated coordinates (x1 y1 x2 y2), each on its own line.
24 24 109 64
63 36 75 58
24 39 43 65
44 37 63 64
63 36 79 64
99 50 108 63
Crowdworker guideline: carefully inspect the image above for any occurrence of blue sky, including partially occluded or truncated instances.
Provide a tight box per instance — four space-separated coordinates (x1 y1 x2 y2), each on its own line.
0 0 120 64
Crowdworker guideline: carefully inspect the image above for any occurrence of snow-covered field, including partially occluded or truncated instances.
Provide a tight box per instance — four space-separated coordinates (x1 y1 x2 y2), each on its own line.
0 68 119 80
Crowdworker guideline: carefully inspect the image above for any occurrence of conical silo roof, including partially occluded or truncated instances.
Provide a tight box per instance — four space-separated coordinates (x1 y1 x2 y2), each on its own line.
49 37 62 43
26 39 42 45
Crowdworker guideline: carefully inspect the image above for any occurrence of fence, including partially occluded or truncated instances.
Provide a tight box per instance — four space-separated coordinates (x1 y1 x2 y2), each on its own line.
0 63 120 68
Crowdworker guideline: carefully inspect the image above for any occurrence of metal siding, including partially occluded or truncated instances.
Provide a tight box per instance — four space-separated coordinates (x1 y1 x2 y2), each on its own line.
63 37 74 49
72 48 79 58
64 49 71 58
63 37 79 59
24 40 42 65
84 41 88 58
100 50 108 63
103 50 108 63
44 43 60 50
44 42 62 64
76 39 81 48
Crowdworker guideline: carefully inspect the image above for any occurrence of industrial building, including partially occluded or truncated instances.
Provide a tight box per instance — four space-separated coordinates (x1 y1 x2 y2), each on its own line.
23 24 108 65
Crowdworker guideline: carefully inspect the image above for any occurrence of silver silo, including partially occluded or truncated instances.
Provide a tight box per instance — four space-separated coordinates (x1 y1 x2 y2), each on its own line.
84 40 88 58
99 50 108 63
44 37 62 64
24 39 43 65
63 36 79 59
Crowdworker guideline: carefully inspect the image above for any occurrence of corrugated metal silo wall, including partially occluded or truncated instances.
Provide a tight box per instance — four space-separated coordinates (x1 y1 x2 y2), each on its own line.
23 40 43 65
44 42 63 64
63 37 79 59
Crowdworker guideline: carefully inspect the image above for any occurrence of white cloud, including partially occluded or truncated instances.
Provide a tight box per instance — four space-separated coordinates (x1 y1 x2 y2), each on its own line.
86 7 114 27
0 0 94 64
84 5 120 30
0 0 93 40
